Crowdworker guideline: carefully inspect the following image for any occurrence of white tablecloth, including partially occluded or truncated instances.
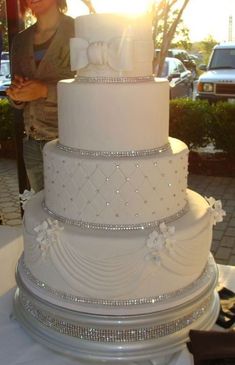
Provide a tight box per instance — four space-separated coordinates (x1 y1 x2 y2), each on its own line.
0 226 234 365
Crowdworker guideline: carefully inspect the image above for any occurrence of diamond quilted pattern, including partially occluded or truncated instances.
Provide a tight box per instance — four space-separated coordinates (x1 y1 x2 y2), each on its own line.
44 141 188 225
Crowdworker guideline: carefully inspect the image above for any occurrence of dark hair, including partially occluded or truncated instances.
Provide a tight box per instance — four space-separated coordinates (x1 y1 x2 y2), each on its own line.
19 0 68 17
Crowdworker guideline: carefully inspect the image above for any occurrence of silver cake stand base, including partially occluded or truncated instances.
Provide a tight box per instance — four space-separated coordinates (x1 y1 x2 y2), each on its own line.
13 260 220 365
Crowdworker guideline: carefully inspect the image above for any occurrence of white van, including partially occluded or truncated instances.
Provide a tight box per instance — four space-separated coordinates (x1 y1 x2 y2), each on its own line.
196 43 235 103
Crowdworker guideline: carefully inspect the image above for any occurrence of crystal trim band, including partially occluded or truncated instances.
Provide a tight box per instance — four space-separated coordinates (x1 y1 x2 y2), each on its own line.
56 142 170 158
18 256 216 308
76 75 155 84
18 290 212 343
42 201 189 231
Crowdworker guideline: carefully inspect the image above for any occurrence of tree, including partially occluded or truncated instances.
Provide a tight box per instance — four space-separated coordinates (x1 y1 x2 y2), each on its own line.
170 20 191 50
198 35 218 64
81 0 96 13
0 0 8 51
152 0 190 76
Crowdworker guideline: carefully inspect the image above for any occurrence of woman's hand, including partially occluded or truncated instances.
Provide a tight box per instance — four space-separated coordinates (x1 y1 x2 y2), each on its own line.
6 76 48 102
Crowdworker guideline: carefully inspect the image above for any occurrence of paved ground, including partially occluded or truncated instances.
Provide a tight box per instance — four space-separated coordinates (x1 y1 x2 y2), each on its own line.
0 158 235 265
0 159 21 226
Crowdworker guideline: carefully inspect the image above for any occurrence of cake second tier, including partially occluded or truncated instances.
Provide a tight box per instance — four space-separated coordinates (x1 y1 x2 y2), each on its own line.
58 78 169 151
43 137 188 227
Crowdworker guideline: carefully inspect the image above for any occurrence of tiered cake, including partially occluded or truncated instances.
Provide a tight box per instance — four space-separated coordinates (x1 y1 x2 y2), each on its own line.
14 13 223 364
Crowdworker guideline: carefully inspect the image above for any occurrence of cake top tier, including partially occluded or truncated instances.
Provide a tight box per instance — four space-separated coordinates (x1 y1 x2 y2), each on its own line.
70 13 154 78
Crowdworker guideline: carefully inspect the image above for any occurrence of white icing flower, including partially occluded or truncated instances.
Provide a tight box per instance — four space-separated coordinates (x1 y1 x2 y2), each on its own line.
205 196 226 225
19 189 35 209
34 218 64 258
146 222 176 264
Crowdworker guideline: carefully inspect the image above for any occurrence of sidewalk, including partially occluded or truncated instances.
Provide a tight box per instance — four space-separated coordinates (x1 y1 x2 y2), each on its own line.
0 158 235 265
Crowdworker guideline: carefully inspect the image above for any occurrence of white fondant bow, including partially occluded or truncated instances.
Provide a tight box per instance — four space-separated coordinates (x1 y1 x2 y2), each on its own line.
70 37 134 71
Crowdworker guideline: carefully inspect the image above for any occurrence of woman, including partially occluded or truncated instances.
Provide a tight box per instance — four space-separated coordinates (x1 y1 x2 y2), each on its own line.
6 0 75 192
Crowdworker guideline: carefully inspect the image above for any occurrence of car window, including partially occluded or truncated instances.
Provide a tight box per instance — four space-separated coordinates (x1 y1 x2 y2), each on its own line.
176 59 186 73
0 61 10 77
170 60 178 74
210 48 235 69
1 52 9 60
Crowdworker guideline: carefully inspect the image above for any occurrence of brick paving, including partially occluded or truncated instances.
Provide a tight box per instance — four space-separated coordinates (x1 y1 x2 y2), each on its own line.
188 174 235 266
0 159 21 226
0 158 235 265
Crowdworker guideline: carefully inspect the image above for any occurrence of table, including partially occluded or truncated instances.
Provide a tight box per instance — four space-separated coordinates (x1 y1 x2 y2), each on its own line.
0 226 234 365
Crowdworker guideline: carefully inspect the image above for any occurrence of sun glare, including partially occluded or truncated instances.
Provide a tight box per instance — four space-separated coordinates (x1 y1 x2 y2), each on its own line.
92 0 153 15
67 0 154 17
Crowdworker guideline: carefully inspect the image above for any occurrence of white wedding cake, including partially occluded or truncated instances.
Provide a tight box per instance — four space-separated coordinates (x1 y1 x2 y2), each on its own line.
14 13 224 364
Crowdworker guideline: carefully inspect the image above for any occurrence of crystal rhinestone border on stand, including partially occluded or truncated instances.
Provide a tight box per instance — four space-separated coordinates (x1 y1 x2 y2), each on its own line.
13 274 220 362
16 291 213 343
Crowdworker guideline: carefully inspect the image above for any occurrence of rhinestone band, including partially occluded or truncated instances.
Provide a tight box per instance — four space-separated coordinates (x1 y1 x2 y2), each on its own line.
56 142 170 158
42 201 188 232
76 75 155 84
19 290 211 343
18 257 216 308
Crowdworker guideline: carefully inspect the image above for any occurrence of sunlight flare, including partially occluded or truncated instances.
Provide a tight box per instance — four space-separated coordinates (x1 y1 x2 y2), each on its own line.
67 0 154 17
92 0 153 15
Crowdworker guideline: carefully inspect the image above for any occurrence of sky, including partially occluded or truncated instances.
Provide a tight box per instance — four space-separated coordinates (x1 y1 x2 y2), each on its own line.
66 0 235 43
183 0 234 42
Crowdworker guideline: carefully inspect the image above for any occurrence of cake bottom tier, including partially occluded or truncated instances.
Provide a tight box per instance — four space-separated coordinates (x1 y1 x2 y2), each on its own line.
21 189 215 315
14 262 219 364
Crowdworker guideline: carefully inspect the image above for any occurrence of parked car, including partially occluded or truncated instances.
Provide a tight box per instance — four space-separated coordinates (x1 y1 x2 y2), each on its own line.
155 57 194 99
155 48 197 79
196 43 235 103
1 51 9 60
0 60 11 96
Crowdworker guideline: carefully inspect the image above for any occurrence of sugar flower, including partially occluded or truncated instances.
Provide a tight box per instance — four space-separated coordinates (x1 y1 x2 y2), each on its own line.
19 189 35 210
205 196 226 225
34 218 64 258
146 222 176 264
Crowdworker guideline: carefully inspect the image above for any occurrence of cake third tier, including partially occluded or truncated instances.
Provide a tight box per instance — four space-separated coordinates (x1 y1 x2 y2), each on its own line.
43 137 188 227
